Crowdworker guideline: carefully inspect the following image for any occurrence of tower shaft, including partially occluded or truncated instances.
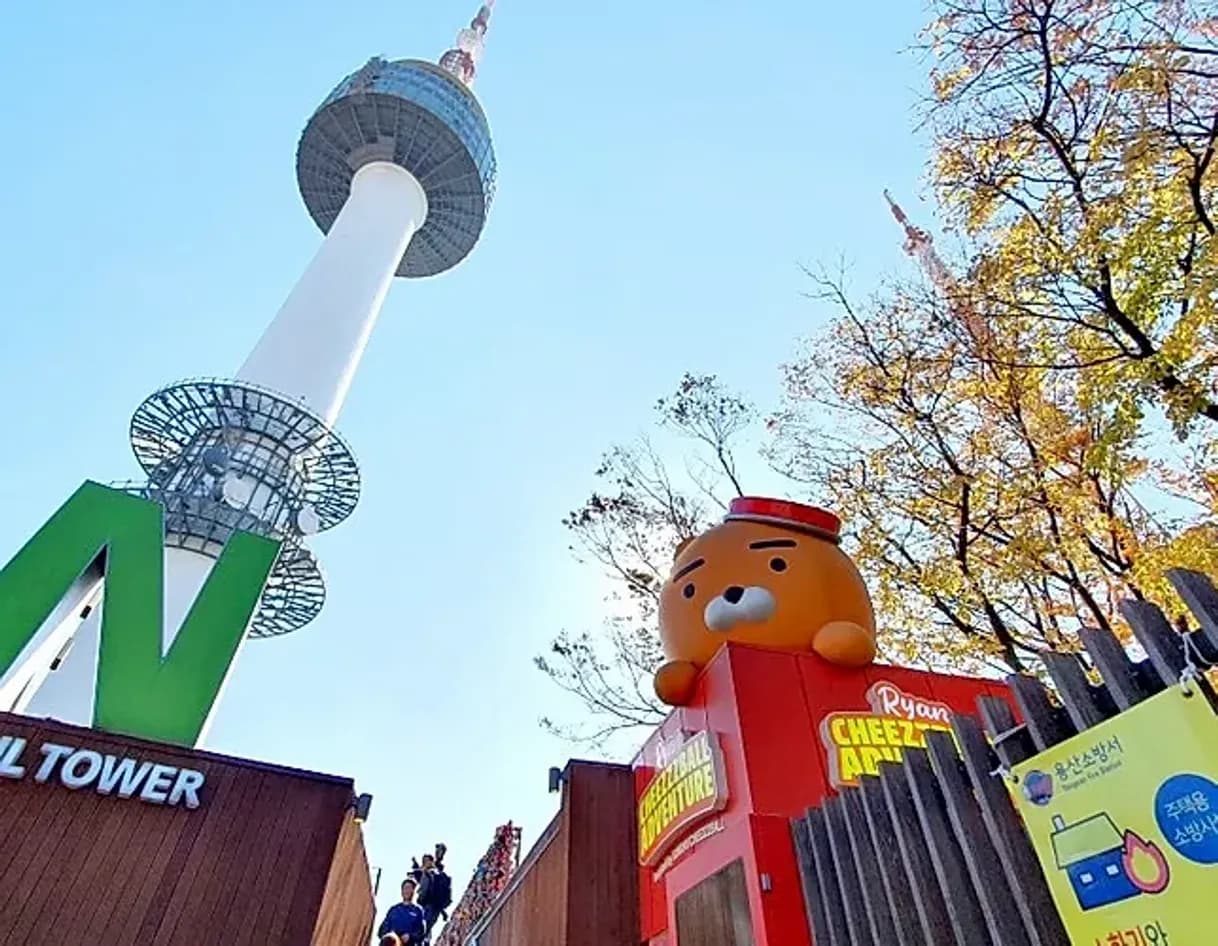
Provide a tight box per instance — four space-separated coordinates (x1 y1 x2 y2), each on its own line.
7 12 497 746
239 162 428 426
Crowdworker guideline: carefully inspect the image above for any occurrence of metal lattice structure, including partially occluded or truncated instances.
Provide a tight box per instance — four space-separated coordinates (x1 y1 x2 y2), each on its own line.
130 379 360 532
124 379 357 638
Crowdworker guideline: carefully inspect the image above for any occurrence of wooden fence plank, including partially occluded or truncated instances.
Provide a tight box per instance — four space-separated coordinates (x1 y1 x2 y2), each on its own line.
859 775 925 946
1167 568 1218 661
791 815 833 946
879 762 956 946
902 750 993 945
807 807 850 946
950 717 1070 946
1120 599 1188 687
842 790 899 945
1041 652 1116 730
976 697 1035 770
1006 675 1075 751
826 796 873 946
795 587 1218 946
926 732 1032 946
1078 625 1153 710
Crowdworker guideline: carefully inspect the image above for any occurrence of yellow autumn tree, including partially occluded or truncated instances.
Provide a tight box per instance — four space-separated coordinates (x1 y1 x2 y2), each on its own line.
920 0 1218 614
926 0 1218 436
536 0 1218 739
769 257 1217 675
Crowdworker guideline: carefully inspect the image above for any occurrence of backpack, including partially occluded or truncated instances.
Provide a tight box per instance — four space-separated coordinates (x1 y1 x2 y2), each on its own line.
429 871 453 910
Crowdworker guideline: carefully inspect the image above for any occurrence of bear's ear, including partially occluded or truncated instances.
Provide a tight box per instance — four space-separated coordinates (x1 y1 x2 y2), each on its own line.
672 537 695 562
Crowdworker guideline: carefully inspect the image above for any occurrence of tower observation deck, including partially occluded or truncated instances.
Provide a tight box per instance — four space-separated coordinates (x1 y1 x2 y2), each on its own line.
298 57 496 278
18 3 498 743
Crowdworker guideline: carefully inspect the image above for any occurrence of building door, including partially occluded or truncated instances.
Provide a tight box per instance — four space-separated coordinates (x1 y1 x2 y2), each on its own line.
674 858 756 946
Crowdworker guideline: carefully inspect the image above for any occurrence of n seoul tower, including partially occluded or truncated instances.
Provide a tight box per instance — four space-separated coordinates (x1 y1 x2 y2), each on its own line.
19 4 498 740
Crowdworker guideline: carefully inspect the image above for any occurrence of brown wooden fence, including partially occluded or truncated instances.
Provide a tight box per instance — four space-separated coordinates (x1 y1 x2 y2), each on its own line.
791 568 1218 946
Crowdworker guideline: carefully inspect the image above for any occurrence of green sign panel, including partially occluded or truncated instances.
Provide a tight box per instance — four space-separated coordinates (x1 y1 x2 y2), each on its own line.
0 482 280 746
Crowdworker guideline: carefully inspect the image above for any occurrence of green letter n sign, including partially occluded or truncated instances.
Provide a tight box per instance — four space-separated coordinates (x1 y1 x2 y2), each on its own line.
0 481 280 746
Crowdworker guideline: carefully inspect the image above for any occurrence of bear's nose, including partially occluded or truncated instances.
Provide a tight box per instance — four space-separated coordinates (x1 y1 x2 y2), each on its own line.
723 585 745 604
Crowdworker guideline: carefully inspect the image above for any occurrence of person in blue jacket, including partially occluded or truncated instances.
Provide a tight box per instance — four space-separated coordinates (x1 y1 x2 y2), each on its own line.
378 878 427 945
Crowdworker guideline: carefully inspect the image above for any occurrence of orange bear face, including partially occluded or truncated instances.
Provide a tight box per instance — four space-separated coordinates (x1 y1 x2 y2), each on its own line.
654 498 876 704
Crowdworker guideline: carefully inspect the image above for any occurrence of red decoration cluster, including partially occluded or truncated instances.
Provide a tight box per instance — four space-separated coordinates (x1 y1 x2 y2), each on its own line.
433 822 520 946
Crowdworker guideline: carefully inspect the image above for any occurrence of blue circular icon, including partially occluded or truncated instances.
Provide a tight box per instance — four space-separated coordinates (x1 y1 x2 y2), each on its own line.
1023 770 1054 806
1154 773 1218 865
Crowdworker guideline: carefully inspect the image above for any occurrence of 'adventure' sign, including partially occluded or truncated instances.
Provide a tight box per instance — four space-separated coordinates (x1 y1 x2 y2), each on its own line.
0 733 205 809
638 730 729 866
819 681 954 788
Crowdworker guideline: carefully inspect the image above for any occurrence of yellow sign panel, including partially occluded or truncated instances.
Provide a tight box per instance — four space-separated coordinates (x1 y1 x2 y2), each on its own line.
819 682 954 788
1012 684 1218 946
637 731 728 866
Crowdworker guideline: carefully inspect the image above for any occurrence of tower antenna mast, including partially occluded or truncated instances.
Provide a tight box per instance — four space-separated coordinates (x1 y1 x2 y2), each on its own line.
884 190 991 348
440 0 496 88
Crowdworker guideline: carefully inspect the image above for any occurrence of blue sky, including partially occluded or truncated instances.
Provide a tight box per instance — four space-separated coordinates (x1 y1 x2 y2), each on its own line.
0 0 934 923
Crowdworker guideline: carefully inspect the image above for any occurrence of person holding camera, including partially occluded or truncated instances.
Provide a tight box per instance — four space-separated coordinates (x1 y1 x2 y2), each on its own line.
405 844 452 945
420 851 452 941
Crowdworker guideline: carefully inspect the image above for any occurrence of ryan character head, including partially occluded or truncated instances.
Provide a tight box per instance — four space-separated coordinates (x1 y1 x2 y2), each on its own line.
653 496 876 706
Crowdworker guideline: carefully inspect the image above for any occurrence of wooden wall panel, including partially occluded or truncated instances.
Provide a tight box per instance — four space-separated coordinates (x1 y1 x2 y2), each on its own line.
311 811 377 946
0 713 371 946
565 763 640 946
675 858 755 946
469 761 638 946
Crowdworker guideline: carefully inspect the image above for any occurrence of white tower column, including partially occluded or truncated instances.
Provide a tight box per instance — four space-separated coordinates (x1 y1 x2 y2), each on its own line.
6 34 497 744
17 548 234 740
238 161 429 426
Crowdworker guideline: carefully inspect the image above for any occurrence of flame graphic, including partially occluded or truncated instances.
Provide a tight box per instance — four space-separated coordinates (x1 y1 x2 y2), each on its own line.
1122 831 1170 894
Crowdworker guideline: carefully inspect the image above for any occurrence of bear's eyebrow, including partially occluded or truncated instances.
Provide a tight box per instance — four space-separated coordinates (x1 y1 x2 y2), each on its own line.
748 538 797 550
672 558 706 581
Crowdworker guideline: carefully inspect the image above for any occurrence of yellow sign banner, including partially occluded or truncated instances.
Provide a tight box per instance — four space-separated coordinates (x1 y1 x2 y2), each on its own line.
1012 684 1218 946
819 682 954 788
637 731 728 866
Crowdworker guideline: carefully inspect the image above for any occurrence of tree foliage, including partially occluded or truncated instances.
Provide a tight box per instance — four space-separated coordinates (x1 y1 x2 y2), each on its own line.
770 263 1217 676
537 0 1218 741
925 0 1218 435
535 376 752 746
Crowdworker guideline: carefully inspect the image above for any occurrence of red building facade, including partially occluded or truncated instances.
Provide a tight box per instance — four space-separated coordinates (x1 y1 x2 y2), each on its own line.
632 642 1014 946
